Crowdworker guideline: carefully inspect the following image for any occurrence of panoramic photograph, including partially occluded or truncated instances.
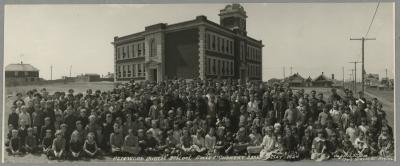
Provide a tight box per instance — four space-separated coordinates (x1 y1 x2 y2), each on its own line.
2 2 395 163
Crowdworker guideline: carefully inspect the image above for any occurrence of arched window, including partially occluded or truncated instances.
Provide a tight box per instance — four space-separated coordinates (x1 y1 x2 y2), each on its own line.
150 39 156 57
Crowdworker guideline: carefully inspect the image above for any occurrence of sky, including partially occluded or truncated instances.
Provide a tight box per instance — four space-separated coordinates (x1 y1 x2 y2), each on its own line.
4 3 394 81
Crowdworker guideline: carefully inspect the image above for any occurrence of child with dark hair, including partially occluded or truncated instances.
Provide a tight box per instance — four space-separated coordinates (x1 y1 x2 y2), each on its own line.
318 105 331 127
299 129 313 159
122 129 141 156
366 130 378 156
311 130 329 161
69 130 84 160
164 130 180 158
282 127 299 161
7 130 22 155
179 128 193 157
8 106 19 130
144 130 160 156
42 129 53 158
339 135 355 158
191 129 207 156
247 126 263 155
110 123 124 156
354 132 369 157
24 127 38 154
232 127 249 155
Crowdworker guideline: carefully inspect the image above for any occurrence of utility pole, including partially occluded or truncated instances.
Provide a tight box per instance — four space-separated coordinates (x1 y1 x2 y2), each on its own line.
350 37 376 94
342 67 345 88
385 68 388 79
349 61 361 93
50 65 53 80
290 66 293 76
348 69 354 91
283 67 286 79
69 65 72 78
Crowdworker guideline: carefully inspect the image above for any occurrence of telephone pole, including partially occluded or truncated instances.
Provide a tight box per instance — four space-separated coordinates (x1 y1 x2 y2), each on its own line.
348 69 354 91
349 61 361 93
350 37 376 94
342 67 345 88
283 67 286 79
69 65 72 77
50 65 53 80
290 66 293 75
385 68 388 79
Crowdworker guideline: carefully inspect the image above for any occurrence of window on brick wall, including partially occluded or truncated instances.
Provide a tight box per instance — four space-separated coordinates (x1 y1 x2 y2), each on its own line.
230 41 233 55
231 61 234 76
150 39 156 57
138 44 142 56
131 44 136 57
217 37 220 52
142 63 146 77
122 47 126 59
222 60 225 75
212 59 216 75
127 65 131 77
212 35 216 50
222 39 225 53
117 47 121 60
122 65 126 78
143 43 145 55
138 64 142 77
127 45 130 58
132 64 136 77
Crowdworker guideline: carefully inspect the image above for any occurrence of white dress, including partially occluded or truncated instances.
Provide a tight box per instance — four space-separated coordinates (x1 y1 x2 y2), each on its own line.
259 135 276 159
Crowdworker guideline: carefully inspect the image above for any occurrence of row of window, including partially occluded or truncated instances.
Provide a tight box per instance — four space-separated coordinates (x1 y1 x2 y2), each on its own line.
116 63 146 78
116 41 145 60
248 63 261 78
13 71 34 77
205 31 234 56
205 57 234 76
247 45 262 62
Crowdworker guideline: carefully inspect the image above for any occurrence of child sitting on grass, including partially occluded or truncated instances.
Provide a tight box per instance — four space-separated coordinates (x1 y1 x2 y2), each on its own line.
42 129 53 158
83 132 100 158
24 127 38 154
69 130 84 160
49 130 66 160
7 129 22 156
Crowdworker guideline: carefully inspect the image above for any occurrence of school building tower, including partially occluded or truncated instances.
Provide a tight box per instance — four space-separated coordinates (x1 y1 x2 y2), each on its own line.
112 4 264 82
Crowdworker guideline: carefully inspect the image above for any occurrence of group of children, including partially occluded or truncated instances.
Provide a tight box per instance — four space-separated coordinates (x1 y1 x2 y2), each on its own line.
5 79 394 161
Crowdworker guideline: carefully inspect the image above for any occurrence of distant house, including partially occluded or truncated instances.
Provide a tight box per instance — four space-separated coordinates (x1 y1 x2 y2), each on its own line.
267 78 283 86
312 72 333 87
305 76 313 87
76 73 101 82
365 73 380 87
285 73 305 87
5 62 40 85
